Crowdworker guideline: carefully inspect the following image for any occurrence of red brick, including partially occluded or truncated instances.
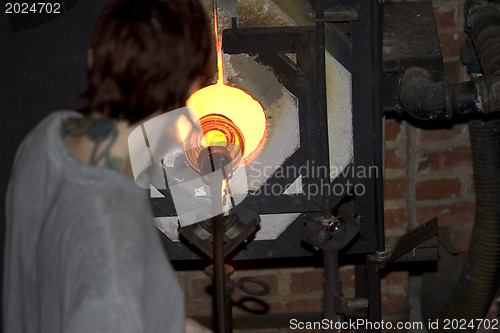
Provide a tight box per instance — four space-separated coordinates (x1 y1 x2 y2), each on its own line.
415 201 475 227
443 59 468 83
289 267 355 293
384 208 408 230
439 226 473 254
381 292 408 316
191 277 212 301
339 266 355 290
486 306 498 320
418 145 472 171
433 5 457 31
418 123 467 144
270 298 323 313
383 271 409 287
386 119 402 142
290 269 323 294
438 31 467 60
384 177 408 201
468 178 475 195
416 178 461 200
386 147 407 170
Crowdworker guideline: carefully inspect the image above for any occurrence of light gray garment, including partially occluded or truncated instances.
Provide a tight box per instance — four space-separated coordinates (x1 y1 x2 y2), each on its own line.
4 111 184 333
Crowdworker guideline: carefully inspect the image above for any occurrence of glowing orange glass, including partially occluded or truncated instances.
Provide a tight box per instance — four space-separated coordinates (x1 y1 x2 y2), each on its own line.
186 3 267 165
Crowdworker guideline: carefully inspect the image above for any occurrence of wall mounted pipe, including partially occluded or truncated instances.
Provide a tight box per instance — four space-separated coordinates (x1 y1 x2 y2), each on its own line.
466 1 500 76
399 66 500 121
430 119 500 333
398 1 500 331
429 1 500 331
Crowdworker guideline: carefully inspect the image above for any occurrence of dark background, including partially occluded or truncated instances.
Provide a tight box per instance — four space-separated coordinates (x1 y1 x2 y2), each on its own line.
0 1 107 330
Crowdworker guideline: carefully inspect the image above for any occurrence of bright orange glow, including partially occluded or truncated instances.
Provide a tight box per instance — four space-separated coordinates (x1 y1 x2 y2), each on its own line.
214 1 223 84
205 130 227 144
188 84 266 162
186 1 267 163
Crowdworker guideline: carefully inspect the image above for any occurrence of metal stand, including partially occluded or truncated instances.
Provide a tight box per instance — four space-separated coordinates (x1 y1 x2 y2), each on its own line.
206 165 231 333
213 215 231 333
205 166 266 332
324 250 343 333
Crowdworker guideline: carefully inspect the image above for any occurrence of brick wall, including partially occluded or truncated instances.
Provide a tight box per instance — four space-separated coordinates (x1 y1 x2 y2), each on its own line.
386 0 479 324
387 0 496 327
174 0 493 330
411 0 473 251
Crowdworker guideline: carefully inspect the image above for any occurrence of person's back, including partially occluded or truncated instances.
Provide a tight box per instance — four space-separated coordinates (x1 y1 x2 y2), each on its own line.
4 111 185 332
3 0 211 332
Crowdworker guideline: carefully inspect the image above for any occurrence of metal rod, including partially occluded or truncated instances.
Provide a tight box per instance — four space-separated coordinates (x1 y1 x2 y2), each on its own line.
350 0 384 255
316 21 332 217
213 215 228 333
323 250 343 333
371 0 385 254
354 263 368 333
350 0 384 330
368 1 384 331
209 168 230 333
366 261 381 332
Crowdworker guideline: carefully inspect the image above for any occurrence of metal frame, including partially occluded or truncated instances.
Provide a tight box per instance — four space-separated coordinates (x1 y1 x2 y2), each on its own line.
154 0 385 331
154 1 383 258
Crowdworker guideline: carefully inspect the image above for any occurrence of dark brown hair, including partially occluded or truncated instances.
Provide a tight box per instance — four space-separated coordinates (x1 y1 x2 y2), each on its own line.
85 0 212 124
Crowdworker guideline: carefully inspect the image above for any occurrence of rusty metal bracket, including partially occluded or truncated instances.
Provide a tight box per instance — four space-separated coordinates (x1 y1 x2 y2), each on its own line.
179 206 260 259
301 203 361 252
368 217 438 268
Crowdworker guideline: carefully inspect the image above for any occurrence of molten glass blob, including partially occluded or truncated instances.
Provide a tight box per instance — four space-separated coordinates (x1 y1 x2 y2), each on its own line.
187 83 266 163
184 1 266 172
183 114 245 175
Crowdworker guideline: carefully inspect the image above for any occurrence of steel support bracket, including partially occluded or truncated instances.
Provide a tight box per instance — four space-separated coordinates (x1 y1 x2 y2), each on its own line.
301 203 361 252
368 217 438 268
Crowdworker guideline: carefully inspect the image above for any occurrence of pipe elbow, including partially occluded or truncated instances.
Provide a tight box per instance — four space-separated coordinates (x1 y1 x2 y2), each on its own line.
399 67 452 120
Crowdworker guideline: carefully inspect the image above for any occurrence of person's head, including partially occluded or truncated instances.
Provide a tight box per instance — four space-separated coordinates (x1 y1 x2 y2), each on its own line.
84 0 212 124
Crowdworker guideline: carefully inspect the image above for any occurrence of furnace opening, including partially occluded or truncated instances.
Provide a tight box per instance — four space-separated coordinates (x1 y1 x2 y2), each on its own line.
187 3 267 165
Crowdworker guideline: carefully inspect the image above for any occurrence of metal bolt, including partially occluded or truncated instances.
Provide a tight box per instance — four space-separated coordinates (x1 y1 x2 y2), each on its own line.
329 221 343 232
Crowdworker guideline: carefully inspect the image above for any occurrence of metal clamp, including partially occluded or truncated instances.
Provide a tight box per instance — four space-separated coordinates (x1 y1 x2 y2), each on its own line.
368 217 438 268
301 203 361 252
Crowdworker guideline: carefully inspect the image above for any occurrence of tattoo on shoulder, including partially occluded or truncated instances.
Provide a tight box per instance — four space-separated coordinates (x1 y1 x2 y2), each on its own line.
60 117 88 139
61 116 123 171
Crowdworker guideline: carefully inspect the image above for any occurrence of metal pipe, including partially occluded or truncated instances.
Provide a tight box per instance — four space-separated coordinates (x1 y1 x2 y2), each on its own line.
316 20 332 217
365 261 381 332
467 0 500 76
399 66 500 120
208 167 230 333
371 0 385 254
323 251 343 333
350 0 384 329
424 1 500 331
370 2 385 328
400 67 482 120
213 215 230 333
430 119 500 332
399 1 500 122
